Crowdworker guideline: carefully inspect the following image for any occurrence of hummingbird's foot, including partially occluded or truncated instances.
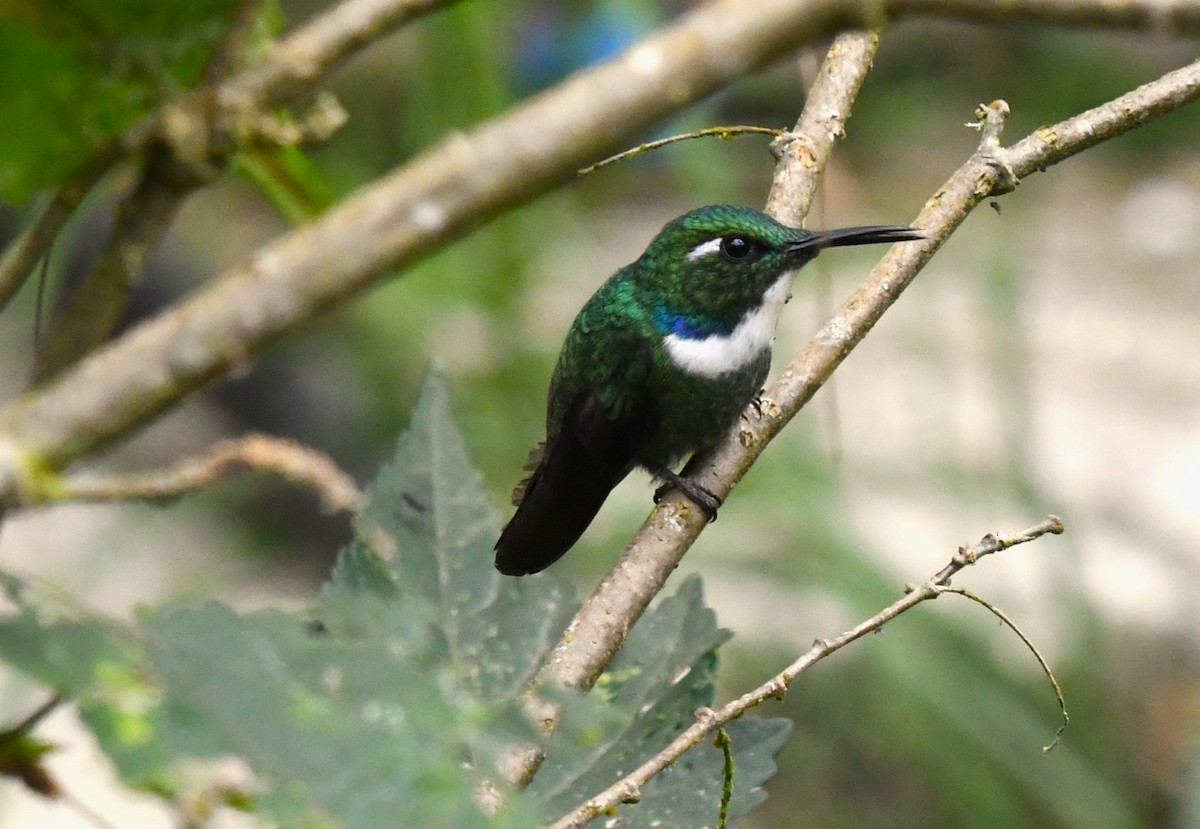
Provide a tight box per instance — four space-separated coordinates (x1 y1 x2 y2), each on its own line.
653 471 722 522
744 394 765 420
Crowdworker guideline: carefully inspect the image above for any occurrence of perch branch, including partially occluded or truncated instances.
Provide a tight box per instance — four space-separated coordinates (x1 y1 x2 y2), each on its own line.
539 30 883 695
548 517 1065 829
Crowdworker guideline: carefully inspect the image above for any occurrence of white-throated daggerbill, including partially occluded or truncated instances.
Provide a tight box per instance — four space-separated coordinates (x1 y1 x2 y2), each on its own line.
495 205 922 576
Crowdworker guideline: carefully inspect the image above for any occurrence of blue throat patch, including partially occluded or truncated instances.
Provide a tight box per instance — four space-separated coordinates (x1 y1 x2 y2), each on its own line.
653 307 734 340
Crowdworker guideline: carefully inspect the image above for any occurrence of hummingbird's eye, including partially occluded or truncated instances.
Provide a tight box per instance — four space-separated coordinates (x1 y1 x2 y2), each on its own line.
719 235 757 262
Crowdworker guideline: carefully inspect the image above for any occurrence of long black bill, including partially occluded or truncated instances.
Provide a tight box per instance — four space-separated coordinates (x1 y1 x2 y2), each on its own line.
786 225 924 254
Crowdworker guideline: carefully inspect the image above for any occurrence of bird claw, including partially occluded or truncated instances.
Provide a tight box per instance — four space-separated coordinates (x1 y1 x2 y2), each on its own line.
654 474 722 522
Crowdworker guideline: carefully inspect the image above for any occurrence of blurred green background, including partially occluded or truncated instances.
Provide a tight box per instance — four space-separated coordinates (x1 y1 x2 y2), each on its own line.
1 2 1199 827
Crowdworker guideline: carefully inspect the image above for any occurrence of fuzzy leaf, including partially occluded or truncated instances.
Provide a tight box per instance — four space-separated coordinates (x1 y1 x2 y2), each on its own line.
0 0 247 201
0 368 789 828
356 369 575 703
531 576 790 825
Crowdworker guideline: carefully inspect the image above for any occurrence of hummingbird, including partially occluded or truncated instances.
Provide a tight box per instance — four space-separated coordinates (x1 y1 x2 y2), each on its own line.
494 204 922 576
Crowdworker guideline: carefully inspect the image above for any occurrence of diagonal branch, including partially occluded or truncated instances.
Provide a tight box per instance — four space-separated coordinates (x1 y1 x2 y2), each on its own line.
765 31 881 224
217 0 466 118
537 57 1200 696
0 6 917 493
495 30 883 795
539 30 883 694
0 3 1197 492
547 516 1065 829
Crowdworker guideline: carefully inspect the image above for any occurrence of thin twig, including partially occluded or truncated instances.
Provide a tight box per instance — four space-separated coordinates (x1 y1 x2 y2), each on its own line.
577 126 786 175
937 585 1069 752
4 694 63 735
34 434 360 514
31 155 193 383
714 724 734 829
547 517 1065 829
0 156 116 315
930 514 1064 584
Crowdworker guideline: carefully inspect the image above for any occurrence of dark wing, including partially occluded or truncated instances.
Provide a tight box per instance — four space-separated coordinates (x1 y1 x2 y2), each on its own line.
494 360 656 576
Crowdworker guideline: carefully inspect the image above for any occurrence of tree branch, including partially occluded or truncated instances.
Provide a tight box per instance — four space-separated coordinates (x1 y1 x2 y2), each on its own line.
547 517 1065 829
30 154 197 383
766 31 880 224
217 0 466 119
538 30 883 695
26 434 360 514
537 56 1200 696
0 2 1196 491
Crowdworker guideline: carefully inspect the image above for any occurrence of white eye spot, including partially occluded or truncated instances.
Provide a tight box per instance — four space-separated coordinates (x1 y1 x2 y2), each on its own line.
685 237 723 261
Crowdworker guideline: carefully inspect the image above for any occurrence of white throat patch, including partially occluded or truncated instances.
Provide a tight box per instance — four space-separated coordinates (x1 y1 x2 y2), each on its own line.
663 273 792 377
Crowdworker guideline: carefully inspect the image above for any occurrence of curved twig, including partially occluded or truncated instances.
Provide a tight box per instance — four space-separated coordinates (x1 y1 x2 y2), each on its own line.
937 585 1070 752
577 126 787 175
30 434 360 514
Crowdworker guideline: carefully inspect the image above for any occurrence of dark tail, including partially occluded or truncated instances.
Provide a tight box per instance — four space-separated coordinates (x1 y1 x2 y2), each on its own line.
494 436 629 576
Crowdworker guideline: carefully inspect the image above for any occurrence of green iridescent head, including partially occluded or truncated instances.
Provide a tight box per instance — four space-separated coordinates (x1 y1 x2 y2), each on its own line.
632 204 920 330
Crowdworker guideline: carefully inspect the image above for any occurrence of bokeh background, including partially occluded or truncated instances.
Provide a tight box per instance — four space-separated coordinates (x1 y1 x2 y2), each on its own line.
1 3 1199 827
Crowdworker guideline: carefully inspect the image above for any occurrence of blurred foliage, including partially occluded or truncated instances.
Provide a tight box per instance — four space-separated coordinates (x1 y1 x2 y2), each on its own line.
0 371 789 826
0 0 254 202
1 2 1199 828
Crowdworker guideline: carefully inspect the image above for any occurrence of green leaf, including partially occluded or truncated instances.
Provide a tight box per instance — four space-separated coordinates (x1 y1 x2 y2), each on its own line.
143 602 525 829
0 0 246 202
0 577 143 695
531 576 790 825
356 369 576 703
0 367 789 828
